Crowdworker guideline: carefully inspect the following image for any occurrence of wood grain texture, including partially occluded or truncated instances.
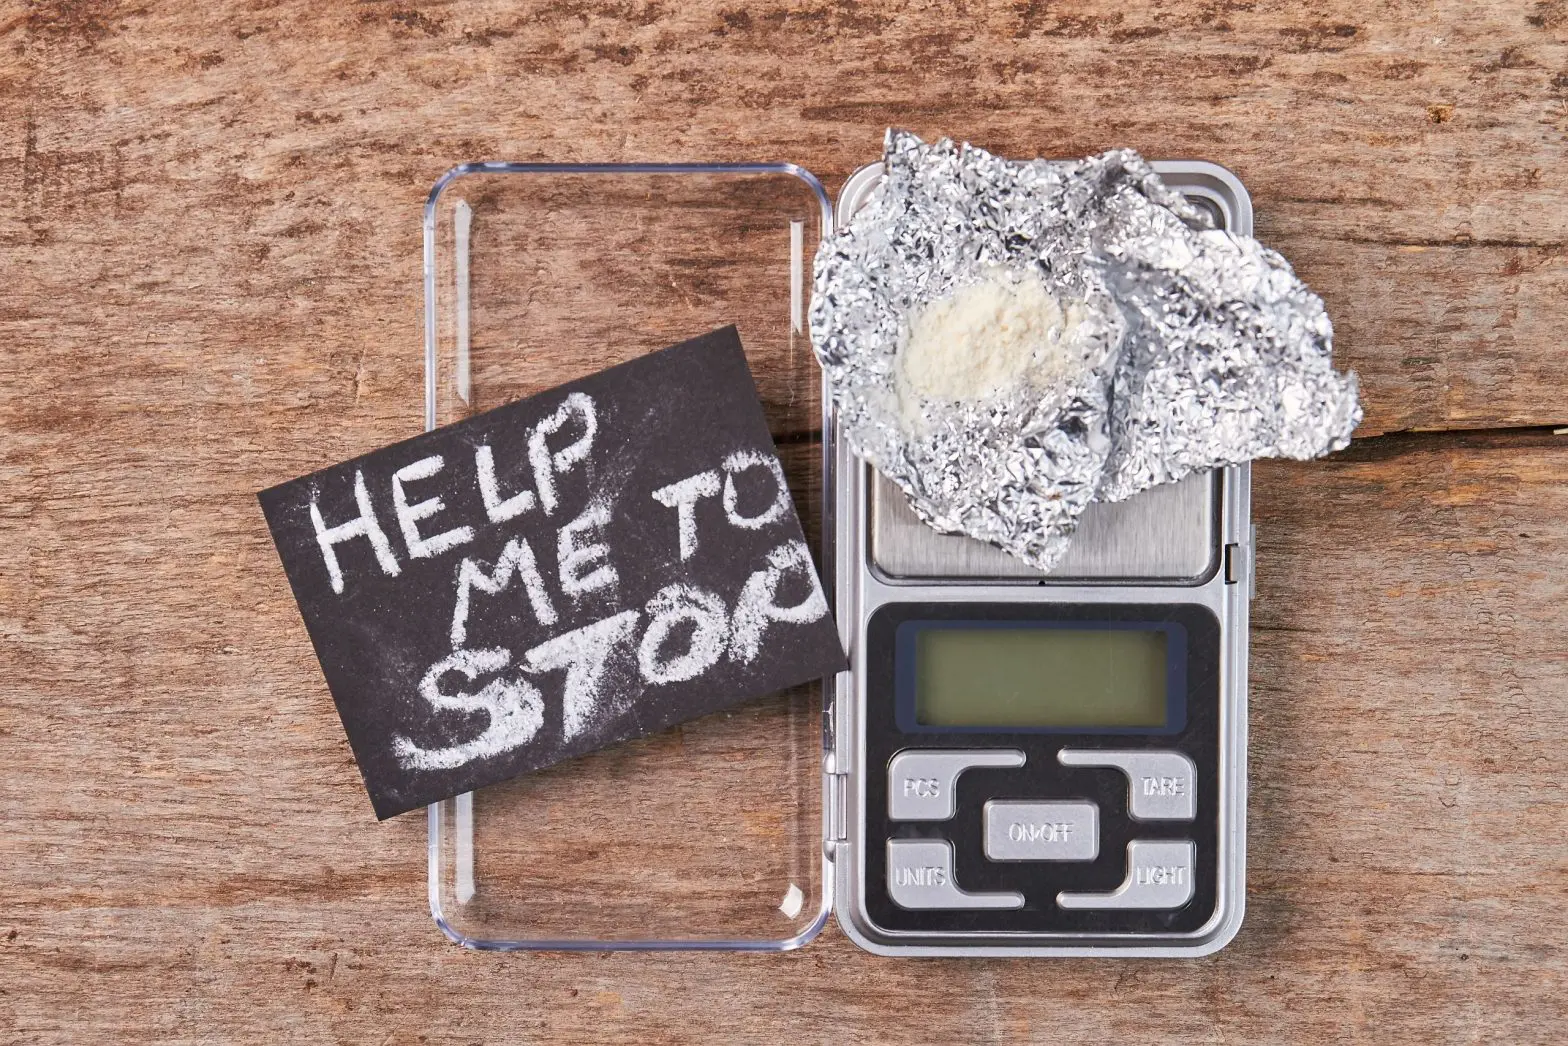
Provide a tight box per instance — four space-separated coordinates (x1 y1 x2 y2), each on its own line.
7 435 1567 1043
3 0 1567 1042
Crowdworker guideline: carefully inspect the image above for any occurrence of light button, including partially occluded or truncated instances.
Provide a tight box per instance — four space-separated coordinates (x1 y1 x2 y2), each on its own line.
1057 840 1196 910
888 749 1026 821
1058 749 1197 821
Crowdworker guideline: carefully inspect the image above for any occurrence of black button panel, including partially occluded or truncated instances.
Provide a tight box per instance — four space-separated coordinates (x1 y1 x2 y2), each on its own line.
885 749 1197 910
863 601 1223 936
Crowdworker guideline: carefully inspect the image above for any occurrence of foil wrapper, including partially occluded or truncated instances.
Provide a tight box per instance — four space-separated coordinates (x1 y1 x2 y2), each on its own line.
810 130 1362 570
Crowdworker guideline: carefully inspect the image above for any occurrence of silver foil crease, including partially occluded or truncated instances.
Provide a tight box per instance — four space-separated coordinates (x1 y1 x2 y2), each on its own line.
810 130 1362 570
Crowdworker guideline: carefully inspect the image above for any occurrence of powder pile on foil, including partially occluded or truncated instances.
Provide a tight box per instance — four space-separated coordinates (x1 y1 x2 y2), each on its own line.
810 130 1362 571
897 266 1090 430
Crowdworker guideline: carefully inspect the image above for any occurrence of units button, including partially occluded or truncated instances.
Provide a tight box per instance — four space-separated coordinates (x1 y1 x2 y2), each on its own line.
1057 749 1197 821
1057 840 1196 911
984 800 1099 862
886 839 1023 910
887 749 1026 821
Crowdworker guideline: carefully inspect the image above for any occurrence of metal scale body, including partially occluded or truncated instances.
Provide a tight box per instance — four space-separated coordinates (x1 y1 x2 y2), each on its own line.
825 161 1254 957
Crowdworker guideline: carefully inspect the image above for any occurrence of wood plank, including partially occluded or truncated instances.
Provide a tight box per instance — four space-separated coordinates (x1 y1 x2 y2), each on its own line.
4 432 1566 1042
1 0 1566 443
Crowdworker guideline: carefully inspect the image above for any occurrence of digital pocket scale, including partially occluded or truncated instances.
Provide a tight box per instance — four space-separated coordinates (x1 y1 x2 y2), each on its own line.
421 154 1253 957
826 161 1254 957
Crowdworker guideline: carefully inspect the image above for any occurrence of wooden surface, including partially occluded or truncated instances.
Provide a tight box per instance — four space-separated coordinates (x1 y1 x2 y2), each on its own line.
4 1 1567 1042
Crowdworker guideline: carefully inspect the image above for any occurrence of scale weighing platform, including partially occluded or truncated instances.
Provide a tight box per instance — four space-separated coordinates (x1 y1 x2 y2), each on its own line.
826 162 1254 957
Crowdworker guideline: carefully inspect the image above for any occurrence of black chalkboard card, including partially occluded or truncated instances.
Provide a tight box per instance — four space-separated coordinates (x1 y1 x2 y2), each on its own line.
259 327 846 819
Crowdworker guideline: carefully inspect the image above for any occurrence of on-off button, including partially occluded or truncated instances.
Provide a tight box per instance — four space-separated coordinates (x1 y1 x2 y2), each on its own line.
983 800 1099 862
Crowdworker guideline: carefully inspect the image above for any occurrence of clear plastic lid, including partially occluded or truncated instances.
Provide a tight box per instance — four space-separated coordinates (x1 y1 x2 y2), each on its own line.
422 162 834 949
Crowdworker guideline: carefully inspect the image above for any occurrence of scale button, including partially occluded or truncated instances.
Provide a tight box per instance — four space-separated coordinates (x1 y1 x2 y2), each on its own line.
886 839 1024 910
1057 749 1197 820
983 800 1099 862
888 749 1026 821
1057 840 1196 911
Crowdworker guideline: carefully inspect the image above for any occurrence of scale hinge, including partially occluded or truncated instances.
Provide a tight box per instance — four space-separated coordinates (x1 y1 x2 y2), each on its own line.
828 771 849 843
1223 540 1246 587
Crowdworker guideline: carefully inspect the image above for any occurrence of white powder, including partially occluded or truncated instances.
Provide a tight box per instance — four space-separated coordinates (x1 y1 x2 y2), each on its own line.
449 536 557 648
729 540 830 665
392 648 544 771
638 584 728 684
556 493 618 598
721 449 790 530
523 609 639 741
898 267 1088 425
651 469 721 561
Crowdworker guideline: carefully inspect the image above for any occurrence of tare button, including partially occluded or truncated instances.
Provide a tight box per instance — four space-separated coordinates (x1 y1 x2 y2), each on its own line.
1057 840 1197 911
1057 749 1197 821
887 749 1026 821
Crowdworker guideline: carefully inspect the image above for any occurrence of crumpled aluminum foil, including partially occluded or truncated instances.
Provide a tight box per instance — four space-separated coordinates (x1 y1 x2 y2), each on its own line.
810 130 1362 570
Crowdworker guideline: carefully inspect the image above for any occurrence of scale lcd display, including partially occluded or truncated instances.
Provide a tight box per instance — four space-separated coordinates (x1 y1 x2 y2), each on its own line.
913 626 1169 729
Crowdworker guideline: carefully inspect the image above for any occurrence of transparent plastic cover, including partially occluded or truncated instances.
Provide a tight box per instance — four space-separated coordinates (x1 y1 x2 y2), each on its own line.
423 163 834 949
